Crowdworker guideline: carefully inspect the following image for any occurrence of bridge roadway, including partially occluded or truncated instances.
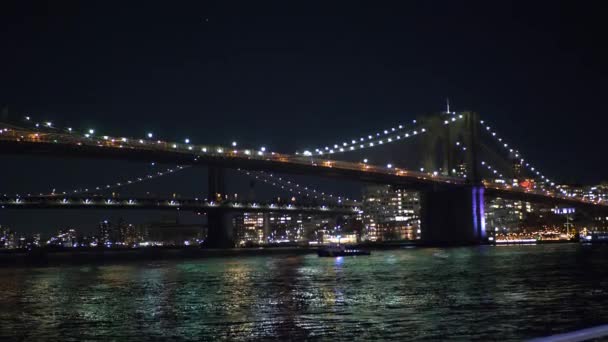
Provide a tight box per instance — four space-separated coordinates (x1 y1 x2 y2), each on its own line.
0 196 358 215
1 125 606 211
0 126 462 191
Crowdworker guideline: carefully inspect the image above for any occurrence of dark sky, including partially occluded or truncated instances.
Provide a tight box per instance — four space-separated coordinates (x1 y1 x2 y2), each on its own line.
1 1 607 235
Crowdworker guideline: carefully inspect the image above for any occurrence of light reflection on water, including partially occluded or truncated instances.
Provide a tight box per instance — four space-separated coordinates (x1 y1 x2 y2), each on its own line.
1 244 608 340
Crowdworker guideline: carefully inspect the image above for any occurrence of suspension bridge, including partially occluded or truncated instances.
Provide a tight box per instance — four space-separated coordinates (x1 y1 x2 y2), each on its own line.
1 110 604 247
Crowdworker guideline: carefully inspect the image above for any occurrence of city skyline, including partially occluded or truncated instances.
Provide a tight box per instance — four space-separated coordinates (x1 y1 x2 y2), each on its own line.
2 2 608 340
2 2 608 235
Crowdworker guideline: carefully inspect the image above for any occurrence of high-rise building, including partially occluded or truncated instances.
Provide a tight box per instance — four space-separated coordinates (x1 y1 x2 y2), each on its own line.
0 225 18 249
485 197 527 235
266 213 305 243
362 185 420 241
233 212 265 246
231 212 342 246
98 220 112 246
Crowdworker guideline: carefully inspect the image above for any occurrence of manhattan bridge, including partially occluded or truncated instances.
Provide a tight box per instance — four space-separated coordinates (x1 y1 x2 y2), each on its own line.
1 109 605 247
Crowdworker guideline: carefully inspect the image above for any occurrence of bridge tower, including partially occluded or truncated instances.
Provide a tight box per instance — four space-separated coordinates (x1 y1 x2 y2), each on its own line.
420 111 482 182
205 166 235 248
419 111 486 245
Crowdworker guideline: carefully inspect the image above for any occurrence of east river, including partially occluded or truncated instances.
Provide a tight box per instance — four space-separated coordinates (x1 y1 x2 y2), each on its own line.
1 244 607 341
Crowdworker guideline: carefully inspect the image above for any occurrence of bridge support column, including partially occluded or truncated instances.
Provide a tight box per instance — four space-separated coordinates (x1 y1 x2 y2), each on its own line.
205 210 235 248
208 166 226 201
206 166 232 248
420 186 486 245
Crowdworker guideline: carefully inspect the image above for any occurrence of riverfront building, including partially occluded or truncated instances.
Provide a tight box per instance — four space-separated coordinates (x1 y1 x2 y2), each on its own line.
361 185 421 241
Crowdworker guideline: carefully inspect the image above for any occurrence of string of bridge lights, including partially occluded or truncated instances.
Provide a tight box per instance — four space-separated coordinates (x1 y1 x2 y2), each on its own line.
9 115 273 158
296 117 441 156
453 141 506 179
480 161 505 179
7 166 190 198
479 119 557 188
238 169 354 203
455 141 578 199
457 140 559 187
5 114 560 194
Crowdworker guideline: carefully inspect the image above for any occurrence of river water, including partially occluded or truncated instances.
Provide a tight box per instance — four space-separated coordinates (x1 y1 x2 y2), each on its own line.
1 244 607 341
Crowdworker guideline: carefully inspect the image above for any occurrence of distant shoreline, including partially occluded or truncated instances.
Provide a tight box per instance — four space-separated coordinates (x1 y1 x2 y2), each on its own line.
0 246 318 266
0 240 578 266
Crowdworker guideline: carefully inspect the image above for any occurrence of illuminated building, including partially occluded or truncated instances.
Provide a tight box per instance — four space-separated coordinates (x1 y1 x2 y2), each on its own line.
362 185 420 241
98 220 112 245
146 217 203 246
485 197 527 236
266 213 305 243
232 212 265 246
0 225 18 249
120 223 139 246
47 229 78 247
232 212 340 245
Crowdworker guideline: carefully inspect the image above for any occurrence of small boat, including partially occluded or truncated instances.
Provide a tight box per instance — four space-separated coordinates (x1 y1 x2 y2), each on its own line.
581 232 608 244
317 244 370 257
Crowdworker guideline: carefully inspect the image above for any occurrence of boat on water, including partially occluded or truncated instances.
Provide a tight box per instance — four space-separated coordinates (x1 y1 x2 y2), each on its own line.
581 231 608 244
317 244 370 257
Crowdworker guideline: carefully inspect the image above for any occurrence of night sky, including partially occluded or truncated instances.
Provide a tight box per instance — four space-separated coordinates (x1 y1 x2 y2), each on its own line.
1 1 607 235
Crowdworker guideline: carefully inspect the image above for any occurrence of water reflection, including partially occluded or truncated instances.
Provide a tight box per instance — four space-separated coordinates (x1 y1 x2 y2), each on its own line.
0 244 607 340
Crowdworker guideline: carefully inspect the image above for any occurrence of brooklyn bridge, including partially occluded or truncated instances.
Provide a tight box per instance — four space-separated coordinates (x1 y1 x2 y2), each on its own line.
1 110 604 247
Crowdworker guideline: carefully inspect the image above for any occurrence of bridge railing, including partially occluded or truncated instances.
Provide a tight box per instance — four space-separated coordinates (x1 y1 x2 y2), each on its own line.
0 195 361 213
0 126 464 185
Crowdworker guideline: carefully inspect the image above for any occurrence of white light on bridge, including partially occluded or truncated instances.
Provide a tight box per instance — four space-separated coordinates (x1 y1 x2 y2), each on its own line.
88 129 95 134
232 141 237 147
147 132 153 138
184 138 190 144
387 163 393 169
